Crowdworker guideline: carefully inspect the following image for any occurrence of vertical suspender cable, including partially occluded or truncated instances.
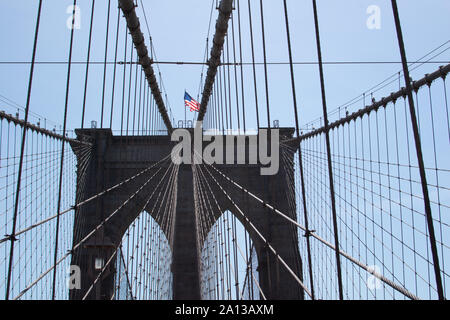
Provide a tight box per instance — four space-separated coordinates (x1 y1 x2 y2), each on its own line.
81 0 95 129
259 0 271 128
133 62 140 134
52 0 77 300
119 0 173 133
231 14 241 133
247 0 260 129
311 0 344 299
236 0 246 132
5 0 43 301
391 0 444 300
100 0 111 128
225 35 233 130
126 47 134 136
120 27 128 135
282 0 315 300
109 6 121 128
197 0 233 122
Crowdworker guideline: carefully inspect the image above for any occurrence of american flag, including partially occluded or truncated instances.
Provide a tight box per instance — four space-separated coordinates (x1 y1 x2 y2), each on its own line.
184 92 200 112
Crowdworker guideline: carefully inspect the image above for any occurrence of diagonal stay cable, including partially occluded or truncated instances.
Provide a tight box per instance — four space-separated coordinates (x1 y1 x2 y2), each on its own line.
194 157 313 298
293 148 445 287
12 158 173 300
193 162 240 299
199 164 312 298
291 144 450 238
193 163 267 300
237 243 264 300
83 163 178 300
4 0 43 300
203 160 420 300
110 245 132 300
0 153 172 245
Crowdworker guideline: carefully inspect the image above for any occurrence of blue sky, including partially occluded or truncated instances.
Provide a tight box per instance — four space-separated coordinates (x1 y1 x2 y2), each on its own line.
0 0 449 133
0 0 449 300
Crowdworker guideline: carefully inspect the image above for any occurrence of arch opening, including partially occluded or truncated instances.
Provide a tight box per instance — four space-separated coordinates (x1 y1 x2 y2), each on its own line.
114 210 173 300
200 210 261 300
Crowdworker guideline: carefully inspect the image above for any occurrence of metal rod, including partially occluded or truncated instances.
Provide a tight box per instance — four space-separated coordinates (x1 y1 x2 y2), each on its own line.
5 0 43 301
1 60 448 65
100 0 111 128
391 0 444 300
312 0 344 299
52 0 77 300
81 0 95 129
282 0 315 299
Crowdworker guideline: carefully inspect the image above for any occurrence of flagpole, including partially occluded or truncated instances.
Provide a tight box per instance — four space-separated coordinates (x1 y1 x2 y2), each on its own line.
184 90 186 128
